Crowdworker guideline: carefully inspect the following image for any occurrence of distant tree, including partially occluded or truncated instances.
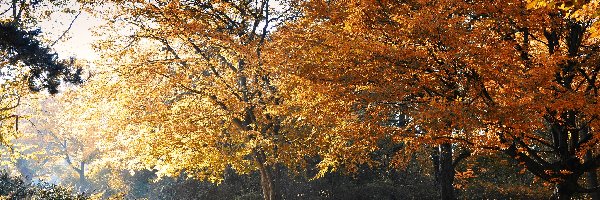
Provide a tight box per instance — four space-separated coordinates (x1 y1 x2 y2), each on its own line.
0 0 82 149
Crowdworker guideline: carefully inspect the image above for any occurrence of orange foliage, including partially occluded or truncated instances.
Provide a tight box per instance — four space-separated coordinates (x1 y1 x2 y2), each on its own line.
269 0 600 197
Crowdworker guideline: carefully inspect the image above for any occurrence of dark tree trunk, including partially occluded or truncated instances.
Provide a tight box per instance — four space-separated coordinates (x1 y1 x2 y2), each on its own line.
553 182 576 200
432 147 440 182
586 151 600 200
583 127 600 200
586 169 600 200
439 143 455 200
11 0 17 21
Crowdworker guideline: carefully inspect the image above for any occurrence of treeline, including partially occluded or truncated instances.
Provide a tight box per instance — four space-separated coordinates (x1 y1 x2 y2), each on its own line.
2 0 600 199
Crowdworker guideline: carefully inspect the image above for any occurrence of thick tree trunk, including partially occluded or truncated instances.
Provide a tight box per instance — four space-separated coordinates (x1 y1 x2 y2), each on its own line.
587 170 600 200
78 161 86 184
554 183 575 200
579 126 600 200
583 126 600 200
585 151 600 200
75 161 89 193
439 143 455 200
255 152 279 200
258 166 275 200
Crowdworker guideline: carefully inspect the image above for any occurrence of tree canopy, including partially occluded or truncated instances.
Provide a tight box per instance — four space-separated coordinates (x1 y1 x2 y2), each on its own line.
3 0 600 200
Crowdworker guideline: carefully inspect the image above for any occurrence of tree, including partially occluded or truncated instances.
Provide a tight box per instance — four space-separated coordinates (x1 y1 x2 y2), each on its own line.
269 0 600 199
0 0 83 94
23 94 102 192
268 1 482 198
78 1 318 199
0 0 83 153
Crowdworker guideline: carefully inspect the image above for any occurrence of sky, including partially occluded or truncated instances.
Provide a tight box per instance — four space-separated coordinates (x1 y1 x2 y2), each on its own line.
0 1 102 61
39 9 103 61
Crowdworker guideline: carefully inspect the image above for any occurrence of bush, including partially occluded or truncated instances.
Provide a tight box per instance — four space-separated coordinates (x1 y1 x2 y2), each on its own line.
0 171 87 200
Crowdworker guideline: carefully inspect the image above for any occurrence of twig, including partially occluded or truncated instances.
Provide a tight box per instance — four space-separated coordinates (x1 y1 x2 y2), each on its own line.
51 11 82 47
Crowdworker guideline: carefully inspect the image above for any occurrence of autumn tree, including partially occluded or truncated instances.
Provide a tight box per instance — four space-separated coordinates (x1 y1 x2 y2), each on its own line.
77 1 327 200
20 93 105 191
268 1 480 198
270 0 600 199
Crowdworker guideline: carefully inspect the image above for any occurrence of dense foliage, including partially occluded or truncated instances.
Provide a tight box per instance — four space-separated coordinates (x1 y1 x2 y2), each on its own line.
0 171 87 199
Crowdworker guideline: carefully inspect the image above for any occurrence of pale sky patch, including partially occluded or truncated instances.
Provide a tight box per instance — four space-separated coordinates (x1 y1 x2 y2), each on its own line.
39 9 103 61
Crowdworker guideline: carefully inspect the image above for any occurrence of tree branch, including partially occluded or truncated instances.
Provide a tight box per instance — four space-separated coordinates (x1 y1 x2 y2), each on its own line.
51 11 81 47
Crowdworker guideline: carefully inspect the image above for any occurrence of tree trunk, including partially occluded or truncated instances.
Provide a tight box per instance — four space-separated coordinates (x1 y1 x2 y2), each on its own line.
255 152 279 200
554 183 575 200
432 147 440 182
583 126 600 200
78 161 86 184
15 159 33 183
586 151 600 200
75 161 89 193
439 143 455 200
11 0 17 21
587 170 600 200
